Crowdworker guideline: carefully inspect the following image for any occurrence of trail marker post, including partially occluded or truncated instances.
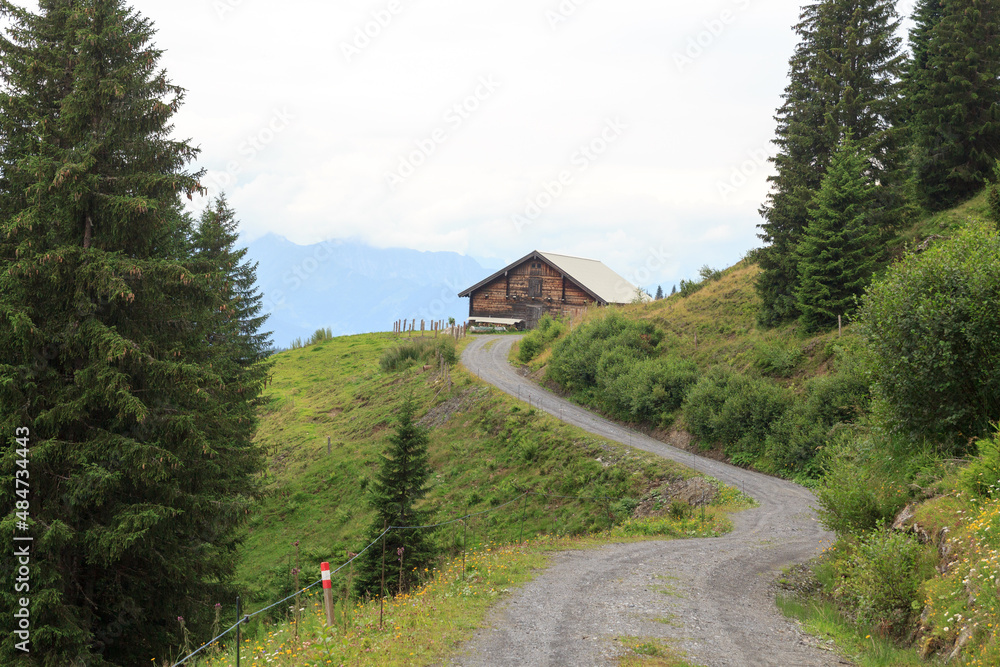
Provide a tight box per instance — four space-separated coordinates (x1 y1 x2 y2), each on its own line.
321 562 335 627
235 596 241 667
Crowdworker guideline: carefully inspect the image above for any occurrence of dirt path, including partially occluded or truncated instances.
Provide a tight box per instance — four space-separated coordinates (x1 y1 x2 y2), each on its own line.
451 335 847 667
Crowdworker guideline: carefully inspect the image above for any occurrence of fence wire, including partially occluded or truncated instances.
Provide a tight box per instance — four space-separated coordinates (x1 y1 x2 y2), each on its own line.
170 486 620 665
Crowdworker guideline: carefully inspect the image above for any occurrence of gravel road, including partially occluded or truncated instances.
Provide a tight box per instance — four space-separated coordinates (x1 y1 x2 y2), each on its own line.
451 335 847 667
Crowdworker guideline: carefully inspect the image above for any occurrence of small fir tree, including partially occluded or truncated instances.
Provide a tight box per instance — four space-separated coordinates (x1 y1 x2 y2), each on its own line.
796 138 884 331
757 0 905 326
655 285 664 300
354 396 436 598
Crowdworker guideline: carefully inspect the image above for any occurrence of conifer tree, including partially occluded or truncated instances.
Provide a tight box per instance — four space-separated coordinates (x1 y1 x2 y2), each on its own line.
910 0 1000 209
902 0 947 118
670 285 677 296
796 138 883 331
353 396 436 599
654 285 664 300
0 2 268 664
193 195 273 373
757 0 904 326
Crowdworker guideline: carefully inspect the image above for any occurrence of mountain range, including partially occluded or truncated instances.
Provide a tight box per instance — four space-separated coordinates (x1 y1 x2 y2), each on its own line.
244 234 491 348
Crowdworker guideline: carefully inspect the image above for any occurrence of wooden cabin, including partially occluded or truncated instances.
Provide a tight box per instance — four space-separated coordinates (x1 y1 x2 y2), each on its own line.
458 250 641 329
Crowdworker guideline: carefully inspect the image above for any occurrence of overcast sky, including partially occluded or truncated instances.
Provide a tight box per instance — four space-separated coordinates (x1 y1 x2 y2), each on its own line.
10 0 917 288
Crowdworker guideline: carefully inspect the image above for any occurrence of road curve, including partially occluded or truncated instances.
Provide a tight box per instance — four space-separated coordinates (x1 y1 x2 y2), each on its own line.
451 335 846 667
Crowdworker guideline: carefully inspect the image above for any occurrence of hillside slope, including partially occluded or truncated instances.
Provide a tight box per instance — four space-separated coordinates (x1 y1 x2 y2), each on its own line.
235 333 711 605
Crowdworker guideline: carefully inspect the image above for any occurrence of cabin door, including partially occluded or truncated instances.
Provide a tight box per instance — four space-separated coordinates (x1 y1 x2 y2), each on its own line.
526 305 543 329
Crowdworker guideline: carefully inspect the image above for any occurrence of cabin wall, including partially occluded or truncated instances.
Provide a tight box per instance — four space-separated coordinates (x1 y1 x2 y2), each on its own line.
468 258 596 327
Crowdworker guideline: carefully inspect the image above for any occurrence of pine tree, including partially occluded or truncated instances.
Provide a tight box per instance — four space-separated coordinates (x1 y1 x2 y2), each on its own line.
193 195 273 373
670 285 677 296
757 0 905 326
902 0 947 115
654 285 664 300
910 0 1000 209
0 2 269 664
353 396 436 599
796 138 884 331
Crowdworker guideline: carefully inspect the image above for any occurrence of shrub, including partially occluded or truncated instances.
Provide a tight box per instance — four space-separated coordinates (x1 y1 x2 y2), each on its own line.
857 221 1000 450
762 369 869 476
517 314 566 363
547 312 662 391
753 340 805 377
379 337 456 373
677 266 724 297
309 327 334 345
683 367 792 460
959 429 1000 499
815 429 934 535
833 529 932 634
606 355 699 424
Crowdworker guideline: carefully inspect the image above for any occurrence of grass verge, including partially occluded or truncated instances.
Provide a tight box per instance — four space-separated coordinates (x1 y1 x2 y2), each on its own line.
775 594 934 667
187 503 745 667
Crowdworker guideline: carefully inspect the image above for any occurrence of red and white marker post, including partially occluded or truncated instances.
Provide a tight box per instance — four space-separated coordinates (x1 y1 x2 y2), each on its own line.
321 562 335 627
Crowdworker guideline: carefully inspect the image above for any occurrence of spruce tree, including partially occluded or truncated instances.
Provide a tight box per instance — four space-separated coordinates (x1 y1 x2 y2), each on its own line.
796 138 883 331
654 285 664 300
910 0 1000 209
902 0 947 117
670 284 677 296
757 0 904 326
193 195 273 374
354 396 435 599
0 2 269 664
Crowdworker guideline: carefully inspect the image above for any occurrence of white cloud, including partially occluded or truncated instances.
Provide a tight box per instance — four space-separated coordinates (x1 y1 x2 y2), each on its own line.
6 0 919 286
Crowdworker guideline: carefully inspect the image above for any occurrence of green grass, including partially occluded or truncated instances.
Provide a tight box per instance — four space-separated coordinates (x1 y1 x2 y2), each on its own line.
895 189 990 250
776 594 935 667
233 332 724 608
186 509 744 667
616 636 705 666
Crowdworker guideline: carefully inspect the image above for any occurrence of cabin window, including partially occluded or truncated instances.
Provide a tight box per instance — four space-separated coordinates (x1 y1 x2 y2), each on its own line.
528 277 542 297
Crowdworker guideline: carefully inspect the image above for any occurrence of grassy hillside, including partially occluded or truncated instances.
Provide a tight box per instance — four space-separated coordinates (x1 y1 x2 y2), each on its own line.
507 191 1000 665
234 333 719 606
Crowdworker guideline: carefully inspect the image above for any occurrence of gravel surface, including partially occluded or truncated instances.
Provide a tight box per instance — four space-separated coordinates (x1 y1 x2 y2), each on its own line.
450 335 847 667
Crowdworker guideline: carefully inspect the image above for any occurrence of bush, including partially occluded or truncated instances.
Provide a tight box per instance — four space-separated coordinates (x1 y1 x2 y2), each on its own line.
815 429 934 535
517 314 566 363
753 340 805 377
604 355 699 424
833 529 932 634
547 312 662 391
379 337 456 373
677 266 724 297
762 369 869 476
683 367 792 459
959 429 1000 499
858 221 1000 450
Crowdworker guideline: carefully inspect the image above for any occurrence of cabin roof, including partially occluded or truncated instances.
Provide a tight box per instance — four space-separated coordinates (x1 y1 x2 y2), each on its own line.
457 250 640 304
